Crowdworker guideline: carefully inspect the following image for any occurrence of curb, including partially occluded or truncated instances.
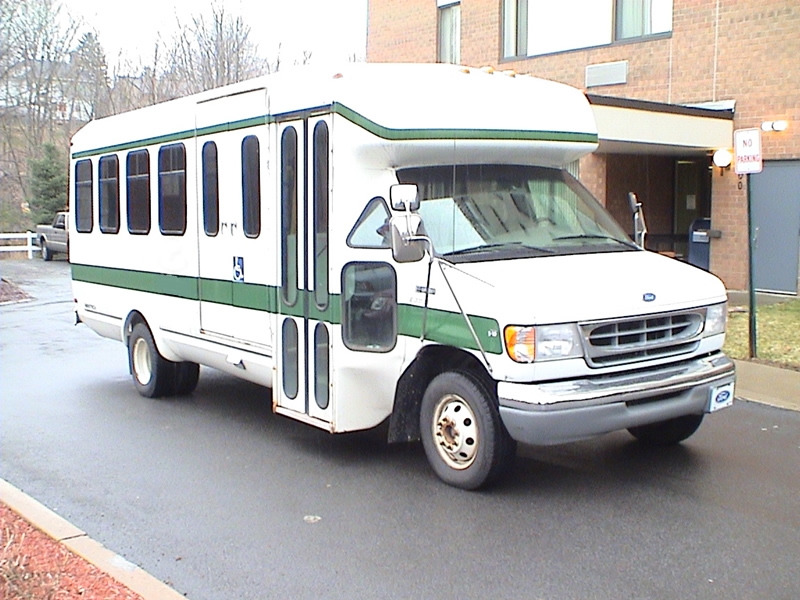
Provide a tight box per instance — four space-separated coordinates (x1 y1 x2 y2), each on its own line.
0 479 185 600
733 359 800 412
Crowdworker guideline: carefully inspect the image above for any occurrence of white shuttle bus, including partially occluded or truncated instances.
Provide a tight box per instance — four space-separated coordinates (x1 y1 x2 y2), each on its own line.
70 63 735 489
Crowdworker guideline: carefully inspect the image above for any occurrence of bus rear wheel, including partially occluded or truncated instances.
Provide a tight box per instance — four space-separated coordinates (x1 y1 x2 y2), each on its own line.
174 361 200 395
128 322 175 398
420 371 515 490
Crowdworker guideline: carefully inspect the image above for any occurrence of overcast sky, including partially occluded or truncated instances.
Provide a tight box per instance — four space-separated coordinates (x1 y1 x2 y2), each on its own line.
63 0 369 71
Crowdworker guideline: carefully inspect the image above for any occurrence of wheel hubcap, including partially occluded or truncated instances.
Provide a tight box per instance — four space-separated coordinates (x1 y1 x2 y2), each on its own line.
432 394 478 470
132 338 152 386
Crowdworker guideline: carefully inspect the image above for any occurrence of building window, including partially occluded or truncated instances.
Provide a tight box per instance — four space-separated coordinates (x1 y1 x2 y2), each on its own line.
158 143 186 235
241 135 260 238
438 1 460 64
503 0 528 58
75 160 93 233
98 155 119 234
126 150 150 235
615 0 673 40
202 142 219 236
502 0 671 57
527 1 613 56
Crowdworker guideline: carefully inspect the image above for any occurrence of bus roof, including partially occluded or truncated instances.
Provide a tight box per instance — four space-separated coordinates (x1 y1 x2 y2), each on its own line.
71 63 598 161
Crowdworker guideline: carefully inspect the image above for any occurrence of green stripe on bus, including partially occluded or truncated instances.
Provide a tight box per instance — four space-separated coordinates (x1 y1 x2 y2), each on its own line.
72 263 502 354
277 289 340 323
72 129 197 159
233 280 278 312
331 102 599 144
72 101 597 159
398 304 503 354
71 117 275 159
72 263 199 299
198 278 230 304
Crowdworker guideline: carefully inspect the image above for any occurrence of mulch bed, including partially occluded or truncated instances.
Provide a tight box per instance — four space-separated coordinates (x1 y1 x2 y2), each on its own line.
0 503 144 600
0 278 31 304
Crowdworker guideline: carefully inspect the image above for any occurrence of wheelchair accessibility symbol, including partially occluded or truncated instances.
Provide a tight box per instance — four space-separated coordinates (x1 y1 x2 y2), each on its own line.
233 257 245 282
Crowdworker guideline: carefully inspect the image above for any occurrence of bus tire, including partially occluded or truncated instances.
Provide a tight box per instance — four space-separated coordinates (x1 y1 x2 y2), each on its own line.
420 371 515 490
174 362 200 395
628 413 704 446
128 322 175 398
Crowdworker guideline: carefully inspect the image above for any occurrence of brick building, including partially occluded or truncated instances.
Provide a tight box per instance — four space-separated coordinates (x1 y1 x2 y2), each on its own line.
366 0 800 294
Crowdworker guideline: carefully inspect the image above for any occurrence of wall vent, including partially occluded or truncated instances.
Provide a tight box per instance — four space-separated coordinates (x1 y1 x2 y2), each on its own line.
585 61 628 88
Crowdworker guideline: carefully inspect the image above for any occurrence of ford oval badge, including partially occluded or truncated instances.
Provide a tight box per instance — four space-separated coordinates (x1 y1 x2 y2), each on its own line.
643 293 656 302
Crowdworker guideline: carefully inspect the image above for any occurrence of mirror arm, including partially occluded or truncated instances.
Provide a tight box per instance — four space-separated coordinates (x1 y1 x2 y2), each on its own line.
437 260 492 375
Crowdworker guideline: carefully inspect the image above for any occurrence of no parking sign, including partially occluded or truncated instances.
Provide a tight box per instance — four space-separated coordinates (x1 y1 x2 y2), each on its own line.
734 128 763 175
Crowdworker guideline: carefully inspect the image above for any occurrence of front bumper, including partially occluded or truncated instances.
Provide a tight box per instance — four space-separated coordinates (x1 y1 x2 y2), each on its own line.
497 353 735 446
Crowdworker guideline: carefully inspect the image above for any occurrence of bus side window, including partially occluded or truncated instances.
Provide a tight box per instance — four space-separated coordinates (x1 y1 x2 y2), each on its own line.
75 159 93 233
99 155 120 234
313 121 329 310
342 262 397 352
126 150 150 234
202 142 219 236
241 135 260 238
158 143 186 235
346 197 392 249
281 127 298 306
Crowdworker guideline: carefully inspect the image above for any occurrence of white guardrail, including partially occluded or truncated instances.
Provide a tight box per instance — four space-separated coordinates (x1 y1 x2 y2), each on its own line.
0 232 37 259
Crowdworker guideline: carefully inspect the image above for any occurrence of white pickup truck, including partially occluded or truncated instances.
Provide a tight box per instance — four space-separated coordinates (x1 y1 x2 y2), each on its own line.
36 211 69 261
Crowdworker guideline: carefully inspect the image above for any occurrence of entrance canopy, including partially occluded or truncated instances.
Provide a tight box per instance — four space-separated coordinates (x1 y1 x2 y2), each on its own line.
587 95 734 156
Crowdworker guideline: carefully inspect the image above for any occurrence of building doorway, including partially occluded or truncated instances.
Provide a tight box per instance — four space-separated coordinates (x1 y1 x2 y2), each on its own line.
750 160 800 295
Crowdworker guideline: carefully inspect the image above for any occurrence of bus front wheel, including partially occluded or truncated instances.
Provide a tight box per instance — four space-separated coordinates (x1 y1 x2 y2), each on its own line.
128 322 175 398
420 371 515 490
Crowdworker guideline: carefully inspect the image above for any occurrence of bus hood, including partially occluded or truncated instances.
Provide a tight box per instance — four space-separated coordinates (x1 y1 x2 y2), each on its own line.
440 250 728 325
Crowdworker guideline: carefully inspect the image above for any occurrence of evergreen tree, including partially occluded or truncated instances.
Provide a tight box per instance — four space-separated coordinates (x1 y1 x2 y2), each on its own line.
28 143 68 225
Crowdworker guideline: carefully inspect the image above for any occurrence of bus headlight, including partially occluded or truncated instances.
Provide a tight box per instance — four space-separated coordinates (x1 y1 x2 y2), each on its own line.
704 303 727 337
504 323 583 363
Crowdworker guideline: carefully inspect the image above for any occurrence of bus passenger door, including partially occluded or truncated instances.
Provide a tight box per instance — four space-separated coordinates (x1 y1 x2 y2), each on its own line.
274 117 333 425
196 93 272 351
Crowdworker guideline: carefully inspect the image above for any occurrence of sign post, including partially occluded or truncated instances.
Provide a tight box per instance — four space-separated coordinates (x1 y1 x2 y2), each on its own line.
734 128 763 358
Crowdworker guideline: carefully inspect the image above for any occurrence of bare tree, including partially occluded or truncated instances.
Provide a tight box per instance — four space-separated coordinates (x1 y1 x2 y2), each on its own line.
164 1 270 97
106 38 171 114
0 0 81 229
68 31 111 119
104 3 319 114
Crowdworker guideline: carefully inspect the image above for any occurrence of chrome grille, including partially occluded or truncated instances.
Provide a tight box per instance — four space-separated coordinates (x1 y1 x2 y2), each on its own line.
580 309 705 367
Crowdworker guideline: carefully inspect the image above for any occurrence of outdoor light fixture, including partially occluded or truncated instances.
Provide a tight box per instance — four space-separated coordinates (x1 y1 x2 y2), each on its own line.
761 120 789 132
712 148 733 174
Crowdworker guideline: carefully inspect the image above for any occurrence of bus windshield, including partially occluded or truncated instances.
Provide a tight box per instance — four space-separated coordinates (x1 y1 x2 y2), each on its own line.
397 165 636 262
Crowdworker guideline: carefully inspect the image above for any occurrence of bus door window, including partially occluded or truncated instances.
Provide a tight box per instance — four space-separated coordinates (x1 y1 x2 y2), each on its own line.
342 262 397 352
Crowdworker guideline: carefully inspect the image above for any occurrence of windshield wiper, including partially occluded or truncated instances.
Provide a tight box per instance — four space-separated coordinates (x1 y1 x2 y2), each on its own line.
444 242 554 257
553 234 639 249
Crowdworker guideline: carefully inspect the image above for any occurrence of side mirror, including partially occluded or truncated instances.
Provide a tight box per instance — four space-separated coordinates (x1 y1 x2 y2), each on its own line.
389 213 426 263
628 192 647 248
390 184 420 212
